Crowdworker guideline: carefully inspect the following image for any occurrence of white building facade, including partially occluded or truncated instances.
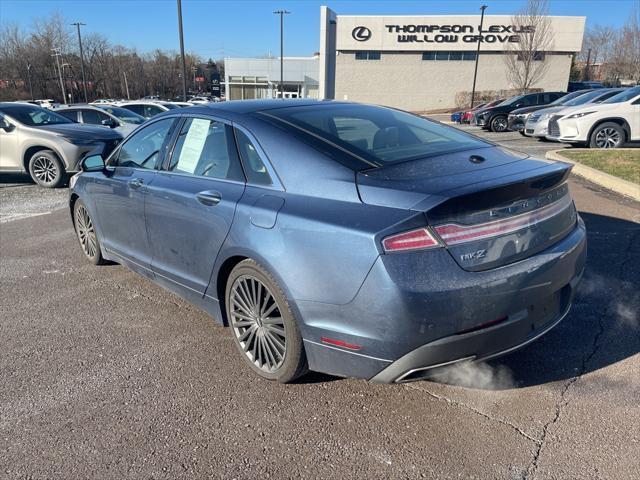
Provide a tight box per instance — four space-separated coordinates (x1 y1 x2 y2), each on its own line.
224 56 319 100
319 6 586 111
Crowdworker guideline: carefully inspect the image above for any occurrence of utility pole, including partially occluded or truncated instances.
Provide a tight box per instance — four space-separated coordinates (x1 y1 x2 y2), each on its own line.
123 71 130 99
470 5 487 109
51 48 67 104
273 10 290 99
72 22 88 102
26 64 34 100
177 0 188 101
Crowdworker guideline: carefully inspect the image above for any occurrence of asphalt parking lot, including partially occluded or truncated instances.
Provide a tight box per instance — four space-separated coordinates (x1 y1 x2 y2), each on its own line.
1 128 639 479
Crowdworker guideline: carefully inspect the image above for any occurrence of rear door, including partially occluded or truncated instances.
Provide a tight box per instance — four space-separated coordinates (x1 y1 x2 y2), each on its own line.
145 115 246 294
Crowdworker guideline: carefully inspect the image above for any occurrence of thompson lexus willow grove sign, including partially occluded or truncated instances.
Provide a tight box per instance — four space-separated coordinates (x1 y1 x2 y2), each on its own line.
353 24 536 44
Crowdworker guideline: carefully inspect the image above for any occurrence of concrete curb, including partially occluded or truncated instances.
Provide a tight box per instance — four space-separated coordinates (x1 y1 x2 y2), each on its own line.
546 149 640 202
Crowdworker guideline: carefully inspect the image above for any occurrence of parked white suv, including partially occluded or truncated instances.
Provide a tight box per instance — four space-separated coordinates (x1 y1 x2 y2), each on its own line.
547 86 640 148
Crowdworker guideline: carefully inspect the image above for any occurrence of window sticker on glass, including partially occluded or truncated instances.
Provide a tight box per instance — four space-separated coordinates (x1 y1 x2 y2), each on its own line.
176 118 210 173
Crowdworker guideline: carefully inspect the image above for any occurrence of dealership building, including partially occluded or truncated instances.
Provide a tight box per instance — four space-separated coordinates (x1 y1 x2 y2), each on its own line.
225 6 585 111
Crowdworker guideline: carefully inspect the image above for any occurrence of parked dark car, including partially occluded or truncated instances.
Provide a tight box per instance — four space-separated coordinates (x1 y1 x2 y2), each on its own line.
69 100 586 383
0 103 122 187
475 92 566 132
568 81 605 92
507 90 593 134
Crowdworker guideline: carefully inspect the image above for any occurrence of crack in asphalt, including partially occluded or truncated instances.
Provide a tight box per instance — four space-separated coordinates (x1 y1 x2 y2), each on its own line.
404 383 542 445
523 228 637 479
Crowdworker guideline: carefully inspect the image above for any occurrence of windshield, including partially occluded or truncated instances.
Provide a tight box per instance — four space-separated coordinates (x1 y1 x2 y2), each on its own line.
550 90 590 106
564 90 613 106
0 104 72 126
602 86 640 104
97 106 145 124
162 103 178 110
262 103 490 169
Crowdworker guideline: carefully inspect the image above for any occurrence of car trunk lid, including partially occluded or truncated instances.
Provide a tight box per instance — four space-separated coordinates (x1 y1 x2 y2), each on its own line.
357 146 577 271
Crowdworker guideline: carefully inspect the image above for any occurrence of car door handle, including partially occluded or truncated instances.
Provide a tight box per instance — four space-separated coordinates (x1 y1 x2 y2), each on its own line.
196 190 221 206
128 178 144 189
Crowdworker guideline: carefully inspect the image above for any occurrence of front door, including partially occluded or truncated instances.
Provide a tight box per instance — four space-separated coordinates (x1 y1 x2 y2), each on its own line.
145 116 246 294
88 117 177 271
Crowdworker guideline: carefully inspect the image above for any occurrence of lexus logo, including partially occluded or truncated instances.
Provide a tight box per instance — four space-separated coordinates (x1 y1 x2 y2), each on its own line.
352 26 372 42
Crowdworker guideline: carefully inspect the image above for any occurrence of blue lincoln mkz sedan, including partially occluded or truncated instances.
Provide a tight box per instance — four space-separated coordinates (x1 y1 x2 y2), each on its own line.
70 99 586 383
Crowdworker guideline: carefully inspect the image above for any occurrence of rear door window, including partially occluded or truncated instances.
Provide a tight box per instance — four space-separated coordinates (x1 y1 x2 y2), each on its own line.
167 117 244 181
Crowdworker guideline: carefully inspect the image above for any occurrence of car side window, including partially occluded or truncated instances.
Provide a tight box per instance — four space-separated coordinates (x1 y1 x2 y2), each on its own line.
234 129 272 186
144 105 162 118
58 110 79 122
112 118 174 169
124 104 144 116
167 117 244 181
82 109 109 125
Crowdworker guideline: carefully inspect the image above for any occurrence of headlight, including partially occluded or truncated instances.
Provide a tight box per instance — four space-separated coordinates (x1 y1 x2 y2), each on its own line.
539 113 551 121
59 136 96 146
516 113 531 119
566 111 595 119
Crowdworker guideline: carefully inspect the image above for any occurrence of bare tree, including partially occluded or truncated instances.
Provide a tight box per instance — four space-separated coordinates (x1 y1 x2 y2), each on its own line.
503 0 552 93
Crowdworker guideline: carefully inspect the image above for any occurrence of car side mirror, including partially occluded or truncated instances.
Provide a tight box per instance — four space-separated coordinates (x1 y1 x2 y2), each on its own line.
0 118 15 132
81 154 105 172
101 118 118 128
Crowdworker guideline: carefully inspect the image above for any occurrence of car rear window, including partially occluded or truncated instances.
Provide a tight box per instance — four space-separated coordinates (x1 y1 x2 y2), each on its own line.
259 103 490 169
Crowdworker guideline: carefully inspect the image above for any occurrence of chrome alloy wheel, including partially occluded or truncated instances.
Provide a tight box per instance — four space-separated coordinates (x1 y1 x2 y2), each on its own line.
75 205 98 258
32 155 58 183
493 117 508 132
230 275 286 373
595 128 621 148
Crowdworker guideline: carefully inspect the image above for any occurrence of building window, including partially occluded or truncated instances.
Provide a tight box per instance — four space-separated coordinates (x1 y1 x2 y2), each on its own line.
422 51 477 61
355 51 381 60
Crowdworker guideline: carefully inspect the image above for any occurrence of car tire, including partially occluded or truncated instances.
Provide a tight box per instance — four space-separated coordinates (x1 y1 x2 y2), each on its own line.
519 130 527 136
489 115 508 132
28 150 65 188
225 259 308 383
589 122 626 149
73 199 106 265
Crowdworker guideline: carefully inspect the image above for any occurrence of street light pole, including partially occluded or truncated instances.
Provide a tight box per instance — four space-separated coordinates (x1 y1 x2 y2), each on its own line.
72 22 88 103
26 64 34 100
177 0 188 101
470 5 487 109
273 10 290 99
51 48 67 104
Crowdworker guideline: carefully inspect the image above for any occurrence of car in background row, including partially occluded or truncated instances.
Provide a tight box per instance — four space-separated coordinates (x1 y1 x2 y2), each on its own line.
0 103 122 187
547 85 640 148
475 92 566 132
462 100 503 124
116 100 179 119
524 88 625 139
568 81 605 92
507 90 593 134
450 111 463 123
89 99 116 105
70 99 586 384
56 104 145 136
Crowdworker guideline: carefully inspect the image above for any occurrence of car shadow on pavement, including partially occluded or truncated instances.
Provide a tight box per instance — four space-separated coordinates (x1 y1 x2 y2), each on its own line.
451 211 640 390
0 173 34 185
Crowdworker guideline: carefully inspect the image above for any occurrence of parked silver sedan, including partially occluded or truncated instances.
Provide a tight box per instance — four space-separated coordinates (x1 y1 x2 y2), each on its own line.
0 103 122 187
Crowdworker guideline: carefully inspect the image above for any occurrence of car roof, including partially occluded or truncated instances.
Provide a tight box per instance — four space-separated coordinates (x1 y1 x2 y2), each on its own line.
196 98 340 114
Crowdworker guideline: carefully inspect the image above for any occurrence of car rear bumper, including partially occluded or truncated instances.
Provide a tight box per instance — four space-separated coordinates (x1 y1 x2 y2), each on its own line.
297 217 587 382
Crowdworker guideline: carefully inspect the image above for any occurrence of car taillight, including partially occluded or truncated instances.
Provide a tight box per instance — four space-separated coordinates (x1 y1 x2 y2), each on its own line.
382 227 440 253
433 194 572 246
